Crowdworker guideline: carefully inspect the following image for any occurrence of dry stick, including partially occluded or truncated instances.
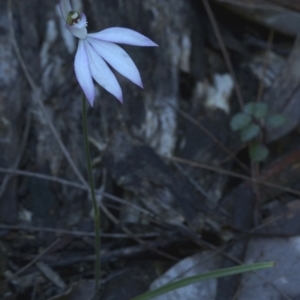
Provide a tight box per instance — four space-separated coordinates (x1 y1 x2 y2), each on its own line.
0 167 156 218
7 238 61 281
166 156 300 197
175 106 250 173
0 166 164 244
99 203 179 261
0 167 84 189
0 188 287 296
0 224 159 238
202 0 244 109
173 161 212 200
0 167 203 247
2 161 300 209
0 113 31 199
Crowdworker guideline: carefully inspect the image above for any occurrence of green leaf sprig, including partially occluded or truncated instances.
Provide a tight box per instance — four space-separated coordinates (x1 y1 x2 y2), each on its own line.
230 102 286 162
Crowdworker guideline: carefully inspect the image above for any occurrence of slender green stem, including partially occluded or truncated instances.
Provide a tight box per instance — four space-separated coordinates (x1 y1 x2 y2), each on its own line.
82 95 101 296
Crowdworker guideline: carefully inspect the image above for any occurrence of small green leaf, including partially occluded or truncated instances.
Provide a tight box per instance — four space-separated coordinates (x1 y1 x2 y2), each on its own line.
240 124 261 142
244 102 256 114
131 262 275 300
249 143 269 162
266 114 286 128
254 103 268 118
244 102 268 119
230 113 252 131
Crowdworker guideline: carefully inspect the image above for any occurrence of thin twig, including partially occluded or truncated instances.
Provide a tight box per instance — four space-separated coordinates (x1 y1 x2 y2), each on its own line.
0 167 84 188
173 161 212 200
166 155 300 197
2 160 300 208
0 224 159 238
175 105 250 173
0 112 31 199
99 202 178 261
0 168 154 218
7 238 61 281
202 0 244 109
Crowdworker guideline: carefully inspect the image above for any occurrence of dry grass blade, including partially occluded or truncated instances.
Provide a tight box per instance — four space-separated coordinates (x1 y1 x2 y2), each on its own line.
166 156 300 197
7 238 61 281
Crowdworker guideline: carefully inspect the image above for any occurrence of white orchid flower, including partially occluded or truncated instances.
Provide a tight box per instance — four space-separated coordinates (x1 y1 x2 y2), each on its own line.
60 0 158 106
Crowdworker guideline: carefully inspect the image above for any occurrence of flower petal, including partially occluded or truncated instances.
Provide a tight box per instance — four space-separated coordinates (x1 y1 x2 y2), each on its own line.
86 41 123 102
68 25 88 39
75 40 95 106
60 0 72 21
88 37 143 88
88 27 158 47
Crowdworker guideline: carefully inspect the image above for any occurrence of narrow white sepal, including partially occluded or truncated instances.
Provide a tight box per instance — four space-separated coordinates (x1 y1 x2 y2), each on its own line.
88 27 158 47
86 41 123 102
75 40 95 106
88 37 143 88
